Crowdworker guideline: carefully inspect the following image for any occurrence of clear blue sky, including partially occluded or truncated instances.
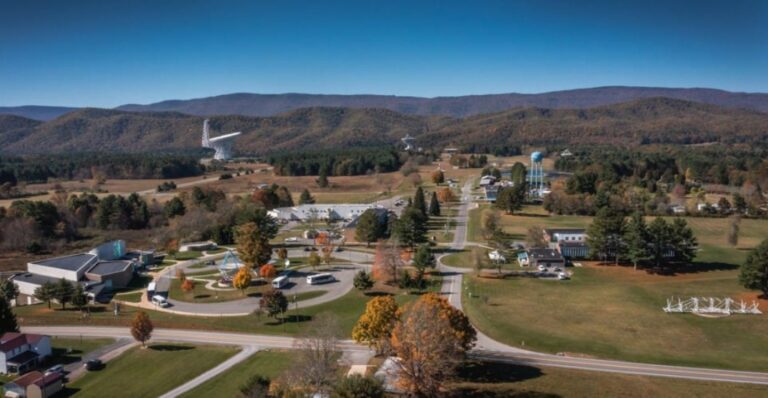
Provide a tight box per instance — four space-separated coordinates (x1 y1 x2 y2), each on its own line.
1 0 766 107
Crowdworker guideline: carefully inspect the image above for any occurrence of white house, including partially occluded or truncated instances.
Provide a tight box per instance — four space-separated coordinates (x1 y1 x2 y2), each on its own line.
0 333 51 374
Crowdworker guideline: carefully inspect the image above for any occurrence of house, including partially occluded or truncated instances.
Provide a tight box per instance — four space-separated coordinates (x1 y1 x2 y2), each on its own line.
483 186 500 203
488 250 506 263
671 205 687 215
560 149 573 157
0 333 51 375
697 203 719 213
525 248 566 268
12 241 137 306
544 228 587 244
3 370 63 398
479 175 497 186
557 241 589 259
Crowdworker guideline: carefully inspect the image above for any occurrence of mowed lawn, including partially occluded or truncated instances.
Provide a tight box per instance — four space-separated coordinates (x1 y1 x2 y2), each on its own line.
16 274 442 338
180 350 294 398
452 361 768 398
63 344 238 397
464 266 768 371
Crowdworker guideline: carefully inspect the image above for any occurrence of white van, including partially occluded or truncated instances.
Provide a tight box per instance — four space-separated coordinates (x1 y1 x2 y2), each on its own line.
272 275 289 289
151 295 169 307
306 273 335 285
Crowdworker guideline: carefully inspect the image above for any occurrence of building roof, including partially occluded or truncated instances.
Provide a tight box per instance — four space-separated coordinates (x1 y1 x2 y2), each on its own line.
7 350 39 366
7 371 61 388
87 260 132 276
32 253 96 272
527 248 564 260
0 333 48 353
558 241 588 248
11 273 62 287
544 228 586 236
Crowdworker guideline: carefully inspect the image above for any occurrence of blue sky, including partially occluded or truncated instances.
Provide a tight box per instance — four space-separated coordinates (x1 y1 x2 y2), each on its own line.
1 0 766 107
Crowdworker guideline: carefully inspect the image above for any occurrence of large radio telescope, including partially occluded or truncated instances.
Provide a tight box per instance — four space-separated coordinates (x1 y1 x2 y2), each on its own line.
202 119 241 160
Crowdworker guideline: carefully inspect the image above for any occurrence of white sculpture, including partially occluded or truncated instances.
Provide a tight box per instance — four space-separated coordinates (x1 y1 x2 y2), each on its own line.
663 296 761 315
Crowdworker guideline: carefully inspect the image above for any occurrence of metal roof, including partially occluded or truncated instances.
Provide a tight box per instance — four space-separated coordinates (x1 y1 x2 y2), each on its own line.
33 253 96 272
87 261 132 275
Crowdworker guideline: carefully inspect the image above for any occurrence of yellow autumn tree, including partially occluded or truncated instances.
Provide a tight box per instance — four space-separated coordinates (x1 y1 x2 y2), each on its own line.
390 293 476 396
352 296 399 355
232 267 252 296
236 222 272 269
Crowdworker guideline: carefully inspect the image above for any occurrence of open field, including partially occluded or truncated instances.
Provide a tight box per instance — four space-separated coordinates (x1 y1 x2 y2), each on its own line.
451 360 768 397
16 274 442 337
180 350 294 398
463 264 768 371
62 343 238 397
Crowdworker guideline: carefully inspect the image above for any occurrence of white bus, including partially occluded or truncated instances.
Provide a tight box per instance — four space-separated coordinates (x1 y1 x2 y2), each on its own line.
306 273 335 285
272 275 289 289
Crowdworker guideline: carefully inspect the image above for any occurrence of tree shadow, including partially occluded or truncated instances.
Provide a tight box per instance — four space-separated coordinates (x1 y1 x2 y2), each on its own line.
456 361 545 384
194 294 211 299
645 261 738 276
364 291 394 297
246 292 264 298
149 344 194 352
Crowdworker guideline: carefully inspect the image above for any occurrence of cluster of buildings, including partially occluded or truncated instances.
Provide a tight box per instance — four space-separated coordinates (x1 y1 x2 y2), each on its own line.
11 241 148 305
517 228 588 267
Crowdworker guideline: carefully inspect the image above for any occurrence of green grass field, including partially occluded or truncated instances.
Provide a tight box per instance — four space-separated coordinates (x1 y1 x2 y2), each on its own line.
63 344 238 397
180 350 294 398
451 361 768 397
170 251 204 261
463 266 768 371
48 337 114 366
17 274 441 337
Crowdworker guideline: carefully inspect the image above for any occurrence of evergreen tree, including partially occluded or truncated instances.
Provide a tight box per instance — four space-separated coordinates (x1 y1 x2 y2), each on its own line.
647 218 673 269
54 278 75 310
739 239 768 297
428 192 440 217
0 297 18 334
355 209 385 247
163 197 186 218
624 212 649 270
394 208 428 248
34 282 55 309
0 280 18 303
299 189 316 204
412 187 428 218
317 169 329 188
586 207 626 264
412 244 436 272
353 270 375 291
670 217 697 264
72 284 88 311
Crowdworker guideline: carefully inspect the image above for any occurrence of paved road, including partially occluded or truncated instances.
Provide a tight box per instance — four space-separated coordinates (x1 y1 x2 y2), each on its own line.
24 326 768 386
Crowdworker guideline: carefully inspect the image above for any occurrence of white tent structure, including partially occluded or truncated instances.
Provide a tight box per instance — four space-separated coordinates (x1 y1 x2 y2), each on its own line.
218 250 245 278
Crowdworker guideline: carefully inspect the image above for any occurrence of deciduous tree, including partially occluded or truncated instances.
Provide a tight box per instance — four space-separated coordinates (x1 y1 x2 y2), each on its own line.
181 279 195 298
232 267 253 295
54 278 75 310
308 251 321 270
431 170 444 185
259 264 277 278
131 311 153 348
236 222 272 269
260 289 288 319
353 270 374 292
436 187 456 203
394 208 428 248
352 296 399 355
332 374 384 398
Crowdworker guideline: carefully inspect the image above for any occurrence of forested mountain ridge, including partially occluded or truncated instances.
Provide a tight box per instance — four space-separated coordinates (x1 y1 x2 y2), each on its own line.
4 86 768 121
0 98 766 155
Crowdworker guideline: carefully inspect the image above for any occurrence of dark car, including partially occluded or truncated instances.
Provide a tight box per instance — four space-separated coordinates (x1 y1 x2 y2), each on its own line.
85 359 103 371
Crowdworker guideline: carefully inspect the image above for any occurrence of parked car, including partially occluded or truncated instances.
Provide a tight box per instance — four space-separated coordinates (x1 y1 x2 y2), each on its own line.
557 272 570 280
151 294 169 307
285 237 299 242
537 265 548 271
45 364 64 375
85 359 103 371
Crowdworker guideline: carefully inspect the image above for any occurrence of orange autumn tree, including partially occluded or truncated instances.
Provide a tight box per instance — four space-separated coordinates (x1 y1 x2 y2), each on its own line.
180 279 195 298
436 187 457 203
232 267 252 296
371 240 403 285
259 264 277 278
390 293 476 396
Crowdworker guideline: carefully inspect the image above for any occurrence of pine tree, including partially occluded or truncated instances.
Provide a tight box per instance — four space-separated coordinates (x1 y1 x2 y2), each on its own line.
317 169 329 188
412 244 436 272
54 278 75 310
586 207 626 264
355 209 384 247
34 282 55 309
394 208 428 248
428 192 440 217
299 189 316 204
353 270 374 292
740 239 768 297
624 212 649 270
412 187 428 218
0 297 18 334
671 217 697 264
71 284 88 311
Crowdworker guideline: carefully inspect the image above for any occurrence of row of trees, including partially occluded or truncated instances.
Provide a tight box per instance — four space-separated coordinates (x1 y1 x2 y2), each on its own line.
587 208 698 271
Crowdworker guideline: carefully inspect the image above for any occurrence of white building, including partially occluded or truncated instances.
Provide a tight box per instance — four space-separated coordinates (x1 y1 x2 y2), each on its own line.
0 333 51 374
268 204 380 224
488 250 506 263
479 175 497 186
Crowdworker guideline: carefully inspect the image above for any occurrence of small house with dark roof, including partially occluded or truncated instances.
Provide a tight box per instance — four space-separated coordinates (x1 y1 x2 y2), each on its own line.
0 333 51 375
3 370 63 398
525 248 566 268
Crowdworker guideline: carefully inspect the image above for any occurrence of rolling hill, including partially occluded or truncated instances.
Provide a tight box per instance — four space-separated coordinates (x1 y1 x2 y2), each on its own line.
0 106 78 121
0 98 766 155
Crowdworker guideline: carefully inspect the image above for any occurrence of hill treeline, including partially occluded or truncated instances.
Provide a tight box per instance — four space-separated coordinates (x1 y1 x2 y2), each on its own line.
1 98 767 156
268 147 403 176
0 153 205 185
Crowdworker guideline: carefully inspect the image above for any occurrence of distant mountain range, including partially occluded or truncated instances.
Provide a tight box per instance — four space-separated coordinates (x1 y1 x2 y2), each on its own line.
2 86 768 121
1 98 766 155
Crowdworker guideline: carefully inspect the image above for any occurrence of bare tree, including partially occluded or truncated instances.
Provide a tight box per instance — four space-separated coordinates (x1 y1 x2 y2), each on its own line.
526 225 546 248
727 215 741 247
289 313 342 395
